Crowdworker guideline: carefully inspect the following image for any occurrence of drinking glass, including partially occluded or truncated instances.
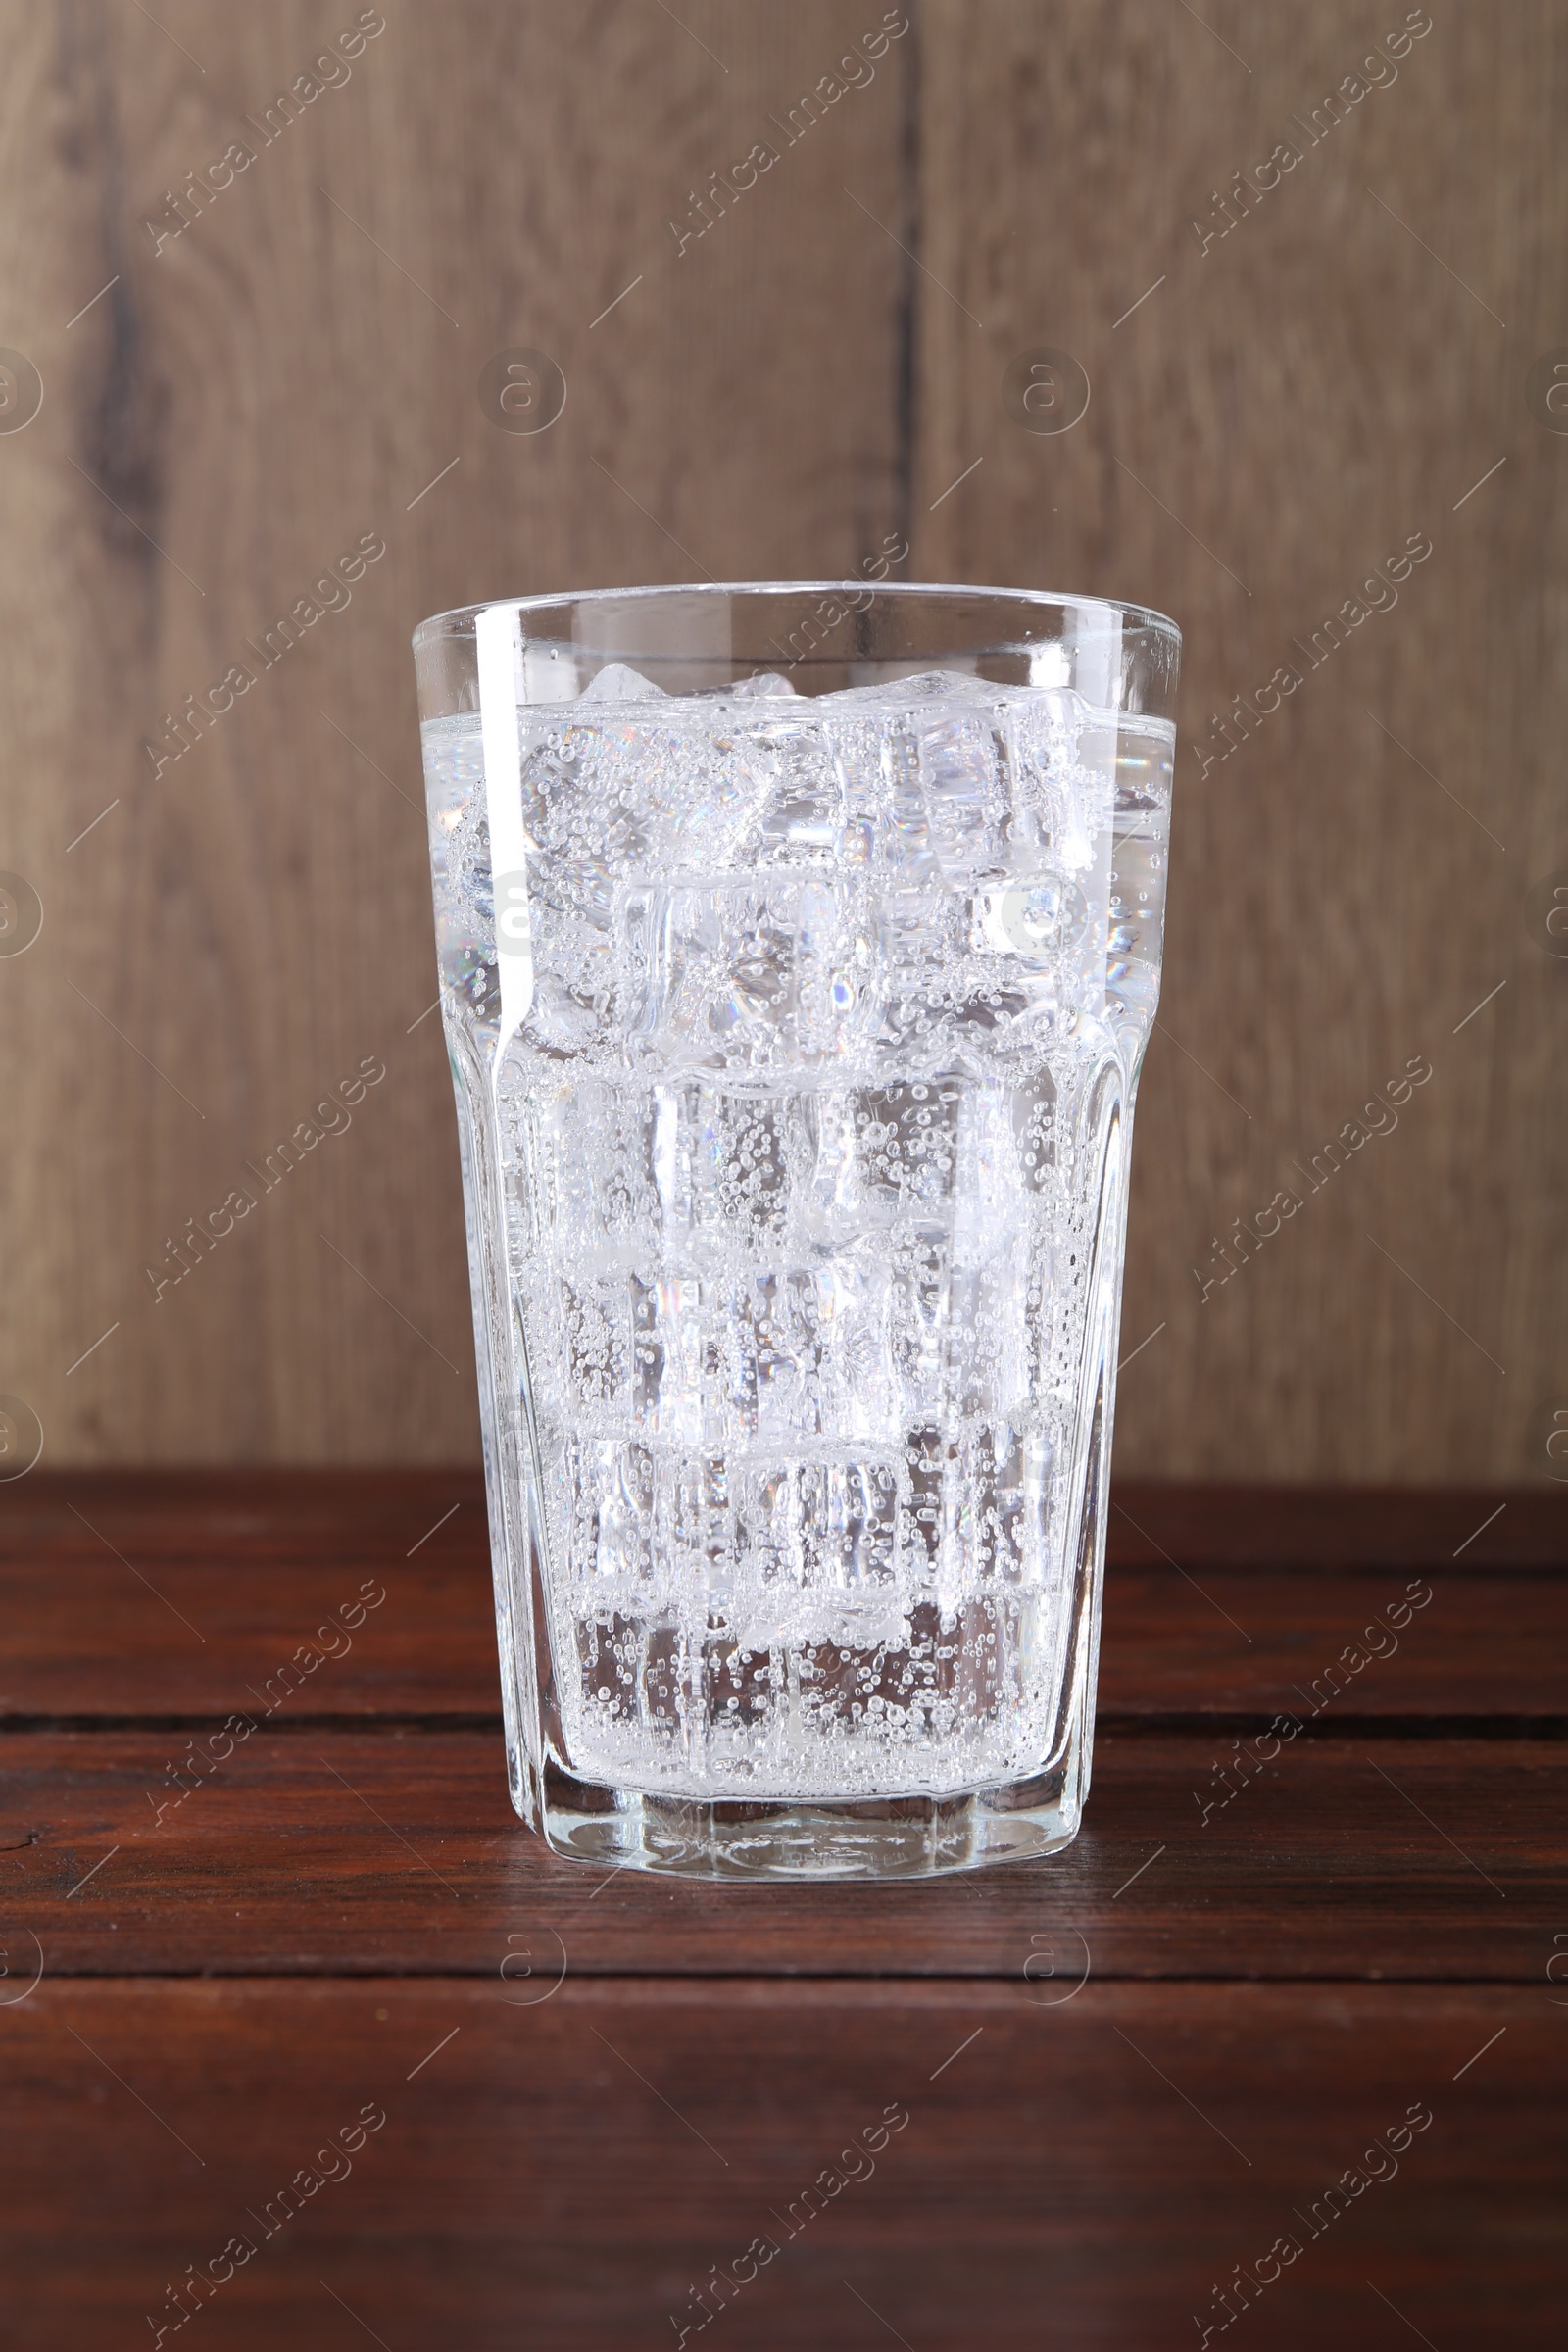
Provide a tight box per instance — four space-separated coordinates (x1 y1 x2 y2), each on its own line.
413 584 1179 1878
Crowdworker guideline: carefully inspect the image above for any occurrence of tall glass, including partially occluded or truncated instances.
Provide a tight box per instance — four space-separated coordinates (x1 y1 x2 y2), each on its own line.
413 585 1179 1879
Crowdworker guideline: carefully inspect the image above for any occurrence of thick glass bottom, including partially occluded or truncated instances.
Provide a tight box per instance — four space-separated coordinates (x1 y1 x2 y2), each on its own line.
524 1717 1088 1881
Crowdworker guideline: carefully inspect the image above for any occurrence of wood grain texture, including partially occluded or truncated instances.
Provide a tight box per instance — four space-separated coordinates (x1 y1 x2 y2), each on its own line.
1 2 1564 1481
3 1728 1561 1979
0 1982 1559 2349
2 1473 1562 1718
0 1476 1561 2345
913 0 1568 1482
0 0 914 1463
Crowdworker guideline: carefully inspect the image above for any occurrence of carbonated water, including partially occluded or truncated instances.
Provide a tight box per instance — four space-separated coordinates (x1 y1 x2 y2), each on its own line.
422 667 1171 1799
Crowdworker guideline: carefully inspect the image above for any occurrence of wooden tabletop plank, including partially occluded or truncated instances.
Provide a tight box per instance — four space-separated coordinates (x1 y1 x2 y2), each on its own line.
0 1980 1555 2350
0 1485 491 1721
5 1472 1558 1567
2 1480 1559 2339
1098 1564 1568 1719
3 1476 1564 1721
3 1730 1558 1981
0 1472 486 1565
1108 1485 1568 1570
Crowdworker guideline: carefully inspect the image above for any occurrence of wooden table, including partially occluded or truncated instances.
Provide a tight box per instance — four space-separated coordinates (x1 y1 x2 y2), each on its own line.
2 1477 1563 2348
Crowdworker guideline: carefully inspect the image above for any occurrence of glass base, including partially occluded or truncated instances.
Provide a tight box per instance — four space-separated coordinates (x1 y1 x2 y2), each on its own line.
522 1719 1088 1881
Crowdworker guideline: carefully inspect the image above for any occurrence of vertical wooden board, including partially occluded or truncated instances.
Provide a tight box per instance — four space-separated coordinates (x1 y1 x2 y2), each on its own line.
6 0 1562 1478
914 0 1568 1479
0 0 911 1460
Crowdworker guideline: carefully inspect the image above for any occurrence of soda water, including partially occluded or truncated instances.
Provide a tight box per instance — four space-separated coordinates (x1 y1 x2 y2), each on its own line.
422 666 1171 1802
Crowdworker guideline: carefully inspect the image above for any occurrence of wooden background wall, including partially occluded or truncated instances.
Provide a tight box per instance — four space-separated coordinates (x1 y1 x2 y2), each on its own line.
1 0 1562 1478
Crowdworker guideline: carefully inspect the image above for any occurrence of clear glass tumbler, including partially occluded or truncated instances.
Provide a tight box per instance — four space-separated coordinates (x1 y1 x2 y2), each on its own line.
413 584 1179 1879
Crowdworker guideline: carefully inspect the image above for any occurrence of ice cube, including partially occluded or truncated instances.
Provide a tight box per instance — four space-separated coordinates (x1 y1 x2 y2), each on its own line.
1016 689 1112 872
878 724 938 883
830 667 996 704
522 710 778 876
539 1078 662 1249
691 1089 791 1240
624 880 870 1069
578 662 666 702
752 1261 895 1442
855 1078 964 1218
515 859 617 1055
975 876 1092 964
913 710 1007 879
716 671 800 700
868 886 969 1054
701 1620 779 1741
651 725 779 867
757 719 847 861
796 1459 901 1587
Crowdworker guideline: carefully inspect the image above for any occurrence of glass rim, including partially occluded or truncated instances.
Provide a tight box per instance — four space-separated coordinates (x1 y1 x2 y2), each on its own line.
411 577 1181 653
